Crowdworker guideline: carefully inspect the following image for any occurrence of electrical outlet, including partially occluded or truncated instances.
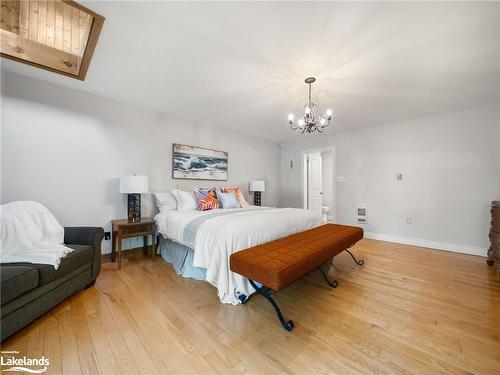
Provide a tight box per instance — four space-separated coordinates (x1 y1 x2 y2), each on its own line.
406 217 413 224
104 231 111 240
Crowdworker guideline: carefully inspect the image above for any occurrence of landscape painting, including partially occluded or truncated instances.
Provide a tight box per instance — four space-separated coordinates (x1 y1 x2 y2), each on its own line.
172 144 228 181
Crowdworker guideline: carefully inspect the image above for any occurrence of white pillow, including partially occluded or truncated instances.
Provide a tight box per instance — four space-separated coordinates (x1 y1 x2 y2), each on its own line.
216 191 240 209
172 189 197 211
154 192 177 212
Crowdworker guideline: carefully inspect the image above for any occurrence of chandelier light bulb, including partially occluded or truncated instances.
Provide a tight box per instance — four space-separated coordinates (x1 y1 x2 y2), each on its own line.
326 109 333 117
288 113 295 121
305 106 311 114
298 119 305 127
320 118 326 125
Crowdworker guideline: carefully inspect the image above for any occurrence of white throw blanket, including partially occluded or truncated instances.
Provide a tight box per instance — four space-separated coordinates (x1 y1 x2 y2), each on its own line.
0 201 73 269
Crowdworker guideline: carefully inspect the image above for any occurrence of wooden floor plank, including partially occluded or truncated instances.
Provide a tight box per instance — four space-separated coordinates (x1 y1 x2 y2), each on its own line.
88 287 141 375
78 290 121 375
68 296 101 375
56 301 82 375
2 239 499 374
43 310 63 375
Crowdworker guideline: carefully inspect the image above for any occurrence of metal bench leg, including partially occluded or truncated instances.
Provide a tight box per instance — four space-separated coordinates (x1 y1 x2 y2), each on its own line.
241 280 294 331
239 292 255 304
317 266 338 288
345 249 364 266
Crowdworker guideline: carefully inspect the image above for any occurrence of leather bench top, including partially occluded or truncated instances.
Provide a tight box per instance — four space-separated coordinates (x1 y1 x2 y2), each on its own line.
230 224 363 291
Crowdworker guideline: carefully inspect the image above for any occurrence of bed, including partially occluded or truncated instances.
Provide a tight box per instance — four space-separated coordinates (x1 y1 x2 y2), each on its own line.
155 206 322 304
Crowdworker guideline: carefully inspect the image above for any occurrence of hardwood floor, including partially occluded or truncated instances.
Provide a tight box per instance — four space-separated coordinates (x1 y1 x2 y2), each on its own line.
2 239 499 374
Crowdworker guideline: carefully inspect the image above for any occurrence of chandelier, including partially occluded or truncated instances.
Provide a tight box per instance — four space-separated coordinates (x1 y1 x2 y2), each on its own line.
288 77 333 134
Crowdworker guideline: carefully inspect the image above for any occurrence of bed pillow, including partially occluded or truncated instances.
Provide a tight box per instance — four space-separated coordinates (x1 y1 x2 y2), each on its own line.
216 191 240 209
154 192 177 212
193 187 219 211
193 187 216 197
221 187 249 207
172 189 197 211
195 192 219 211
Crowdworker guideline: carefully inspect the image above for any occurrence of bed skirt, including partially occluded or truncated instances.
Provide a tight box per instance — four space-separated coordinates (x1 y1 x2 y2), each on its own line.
159 237 207 281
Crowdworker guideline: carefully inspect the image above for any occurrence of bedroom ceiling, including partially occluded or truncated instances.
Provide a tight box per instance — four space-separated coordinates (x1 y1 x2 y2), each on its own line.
2 1 499 142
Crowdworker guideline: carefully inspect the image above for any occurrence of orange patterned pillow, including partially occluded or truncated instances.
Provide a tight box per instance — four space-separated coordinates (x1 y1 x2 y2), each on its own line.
221 187 249 207
195 192 219 211
194 187 219 210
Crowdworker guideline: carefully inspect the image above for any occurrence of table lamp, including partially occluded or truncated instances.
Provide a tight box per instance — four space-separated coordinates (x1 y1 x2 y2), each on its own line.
249 180 265 206
119 175 149 222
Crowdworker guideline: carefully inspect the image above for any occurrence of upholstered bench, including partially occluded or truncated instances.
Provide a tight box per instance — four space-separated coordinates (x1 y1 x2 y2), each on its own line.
230 223 364 331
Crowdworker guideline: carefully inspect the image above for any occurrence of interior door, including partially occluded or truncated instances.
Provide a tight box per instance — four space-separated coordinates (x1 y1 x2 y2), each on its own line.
307 153 322 216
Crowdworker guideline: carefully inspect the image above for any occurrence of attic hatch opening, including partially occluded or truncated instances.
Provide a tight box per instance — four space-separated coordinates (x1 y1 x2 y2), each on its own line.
0 0 104 80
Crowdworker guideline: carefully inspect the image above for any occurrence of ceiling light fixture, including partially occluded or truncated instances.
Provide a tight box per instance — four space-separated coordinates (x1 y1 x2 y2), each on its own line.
288 77 333 134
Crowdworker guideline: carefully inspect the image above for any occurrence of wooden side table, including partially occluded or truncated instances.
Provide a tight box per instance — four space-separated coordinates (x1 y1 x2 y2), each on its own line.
111 218 157 270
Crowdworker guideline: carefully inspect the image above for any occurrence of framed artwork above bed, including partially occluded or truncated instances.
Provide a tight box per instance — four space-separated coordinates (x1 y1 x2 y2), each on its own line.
172 143 228 181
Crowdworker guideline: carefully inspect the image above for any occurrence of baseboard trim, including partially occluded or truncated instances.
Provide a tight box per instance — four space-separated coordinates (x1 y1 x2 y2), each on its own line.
364 232 487 257
102 234 487 259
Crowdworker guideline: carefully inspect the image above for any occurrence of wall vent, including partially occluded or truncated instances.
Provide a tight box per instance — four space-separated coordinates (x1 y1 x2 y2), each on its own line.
357 206 367 224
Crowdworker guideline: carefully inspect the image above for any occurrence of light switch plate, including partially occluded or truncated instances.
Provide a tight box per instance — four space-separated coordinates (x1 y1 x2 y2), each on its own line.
396 173 403 180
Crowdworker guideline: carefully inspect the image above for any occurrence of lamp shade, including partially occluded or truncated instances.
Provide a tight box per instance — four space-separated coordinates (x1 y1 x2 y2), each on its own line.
249 180 265 192
119 175 149 194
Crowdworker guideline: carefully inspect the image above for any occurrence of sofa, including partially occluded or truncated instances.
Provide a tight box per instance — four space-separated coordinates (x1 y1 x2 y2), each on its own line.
1 227 104 341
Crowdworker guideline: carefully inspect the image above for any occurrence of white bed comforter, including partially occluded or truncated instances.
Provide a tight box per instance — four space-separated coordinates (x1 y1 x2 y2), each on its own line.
156 207 322 304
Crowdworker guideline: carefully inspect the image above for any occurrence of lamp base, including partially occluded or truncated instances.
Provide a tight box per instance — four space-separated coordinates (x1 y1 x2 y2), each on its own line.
127 193 141 222
253 191 262 206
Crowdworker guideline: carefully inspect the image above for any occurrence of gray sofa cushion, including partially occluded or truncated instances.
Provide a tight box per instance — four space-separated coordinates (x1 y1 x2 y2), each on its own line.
1 263 91 318
1 267 92 339
1 266 39 305
0 244 92 298
30 244 93 286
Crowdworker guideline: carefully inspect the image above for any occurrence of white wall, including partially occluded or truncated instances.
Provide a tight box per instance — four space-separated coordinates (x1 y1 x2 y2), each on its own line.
2 71 498 256
281 106 500 255
1 72 281 253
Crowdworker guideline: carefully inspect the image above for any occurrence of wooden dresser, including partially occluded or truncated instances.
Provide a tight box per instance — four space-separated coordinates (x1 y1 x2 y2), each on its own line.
487 201 500 266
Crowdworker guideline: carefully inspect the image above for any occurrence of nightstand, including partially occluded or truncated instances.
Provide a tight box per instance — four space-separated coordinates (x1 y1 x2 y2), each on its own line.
111 218 157 270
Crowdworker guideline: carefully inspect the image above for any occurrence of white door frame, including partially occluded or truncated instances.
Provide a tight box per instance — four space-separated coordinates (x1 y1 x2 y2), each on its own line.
301 146 336 222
